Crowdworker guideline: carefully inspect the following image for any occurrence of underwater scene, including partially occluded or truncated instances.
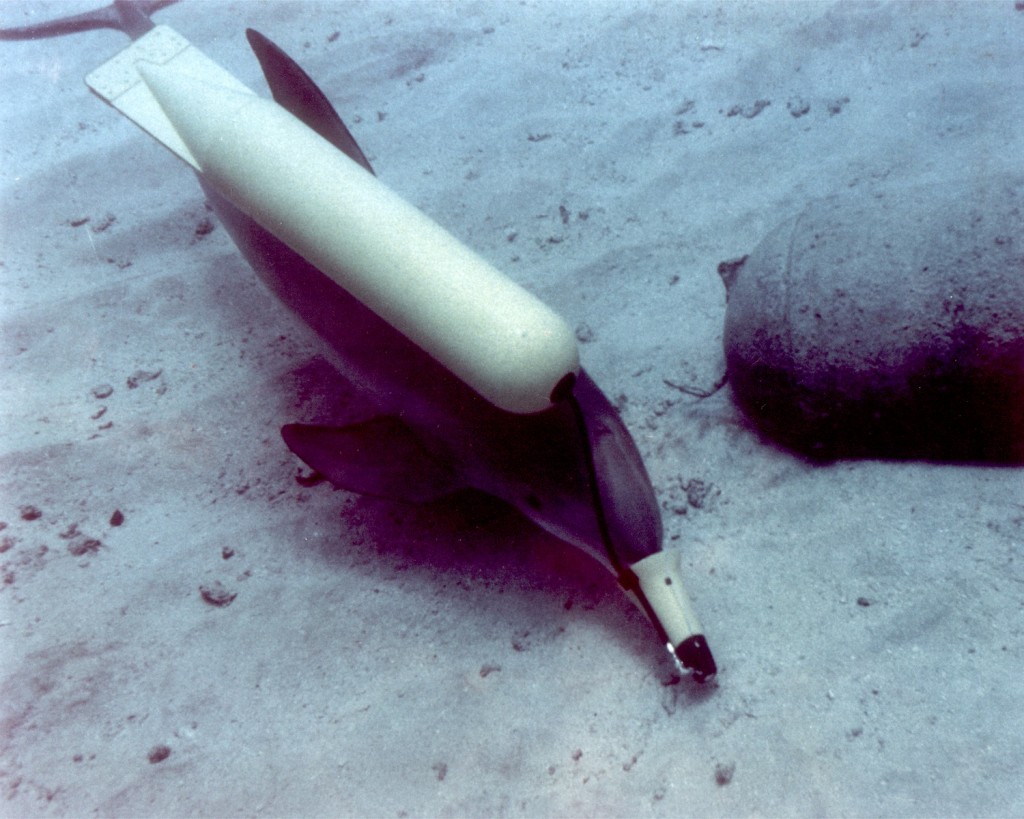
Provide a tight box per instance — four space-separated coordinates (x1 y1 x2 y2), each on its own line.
0 1 1022 815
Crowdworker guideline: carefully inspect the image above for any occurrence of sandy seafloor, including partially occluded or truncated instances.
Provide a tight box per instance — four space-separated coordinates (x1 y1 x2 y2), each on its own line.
1 1 1022 816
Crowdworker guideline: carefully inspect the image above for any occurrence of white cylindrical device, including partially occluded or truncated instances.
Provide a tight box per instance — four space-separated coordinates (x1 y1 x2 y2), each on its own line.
631 549 707 653
137 61 579 414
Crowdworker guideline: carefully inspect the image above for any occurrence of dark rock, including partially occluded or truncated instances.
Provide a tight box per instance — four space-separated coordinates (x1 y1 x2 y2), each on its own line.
722 175 1024 462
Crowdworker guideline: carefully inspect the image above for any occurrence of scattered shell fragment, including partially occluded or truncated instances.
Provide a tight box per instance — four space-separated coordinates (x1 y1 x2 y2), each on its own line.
714 761 736 786
147 745 171 764
68 538 102 557
199 581 237 607
126 369 162 389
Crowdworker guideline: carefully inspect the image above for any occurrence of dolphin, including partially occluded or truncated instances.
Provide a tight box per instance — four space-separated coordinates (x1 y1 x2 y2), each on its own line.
0 6 716 682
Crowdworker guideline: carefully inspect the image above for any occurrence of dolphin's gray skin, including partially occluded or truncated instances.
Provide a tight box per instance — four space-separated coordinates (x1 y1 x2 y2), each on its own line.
0 8 716 681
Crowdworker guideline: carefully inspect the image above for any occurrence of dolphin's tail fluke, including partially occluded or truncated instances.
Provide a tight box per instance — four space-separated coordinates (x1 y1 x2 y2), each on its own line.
0 0 177 42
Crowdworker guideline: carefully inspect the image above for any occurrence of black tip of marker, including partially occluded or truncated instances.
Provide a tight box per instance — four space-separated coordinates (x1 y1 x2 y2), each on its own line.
677 635 717 683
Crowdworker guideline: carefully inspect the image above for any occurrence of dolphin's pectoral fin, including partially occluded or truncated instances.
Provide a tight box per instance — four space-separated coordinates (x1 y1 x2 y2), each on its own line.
281 418 464 503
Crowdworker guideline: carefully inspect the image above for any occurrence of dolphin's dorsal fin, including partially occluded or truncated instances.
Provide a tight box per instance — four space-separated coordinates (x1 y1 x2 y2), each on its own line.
245 28 375 176
282 418 463 503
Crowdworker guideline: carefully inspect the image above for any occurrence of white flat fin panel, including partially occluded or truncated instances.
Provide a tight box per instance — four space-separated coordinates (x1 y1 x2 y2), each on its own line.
85 25 255 171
